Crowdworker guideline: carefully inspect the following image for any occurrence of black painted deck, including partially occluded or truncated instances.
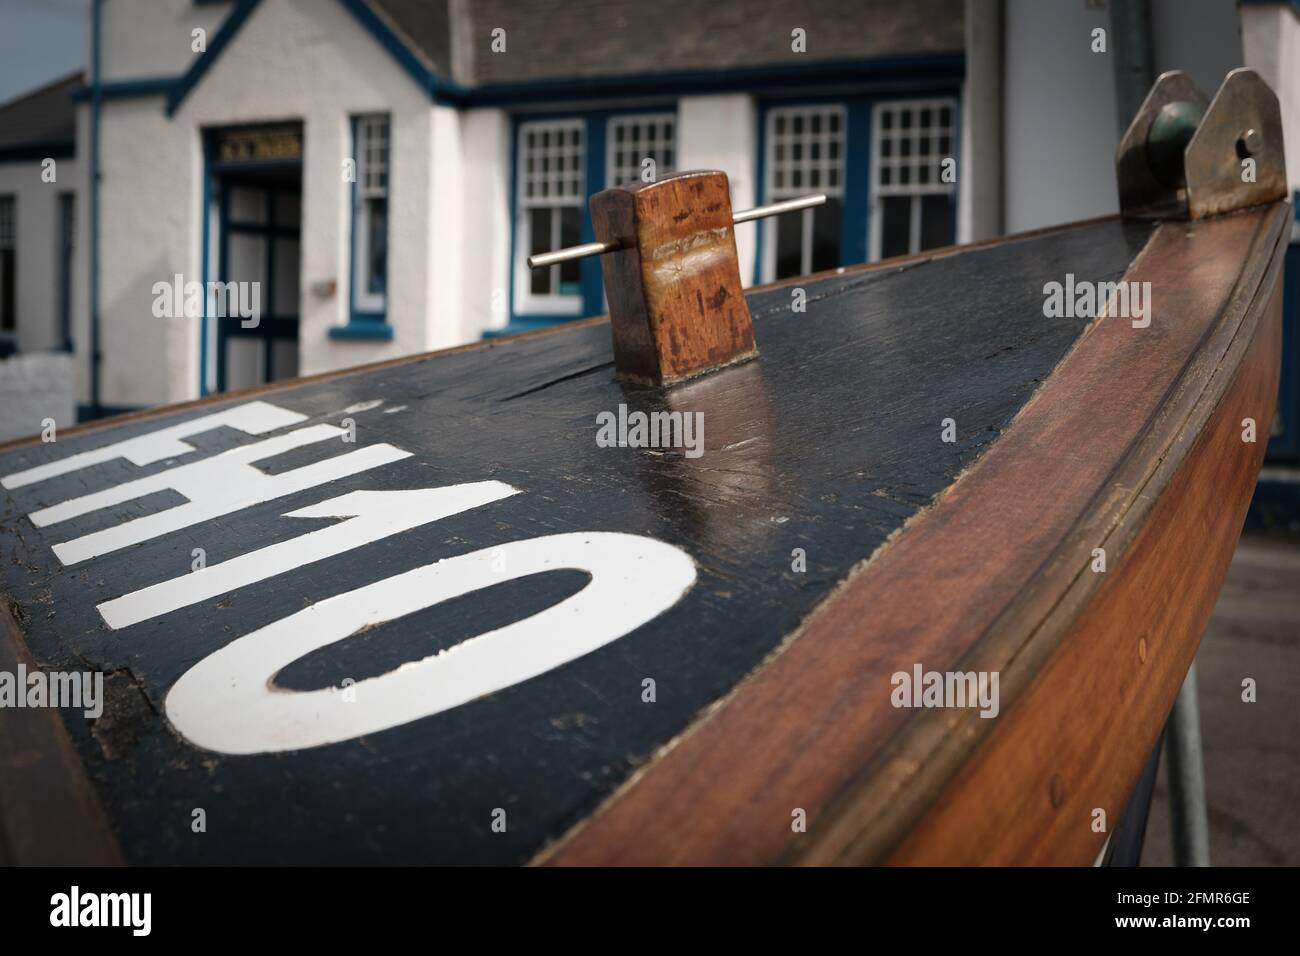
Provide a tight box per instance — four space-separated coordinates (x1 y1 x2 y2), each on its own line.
0 219 1153 863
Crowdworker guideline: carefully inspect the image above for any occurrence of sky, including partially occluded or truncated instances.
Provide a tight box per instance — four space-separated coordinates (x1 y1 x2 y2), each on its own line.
0 0 88 106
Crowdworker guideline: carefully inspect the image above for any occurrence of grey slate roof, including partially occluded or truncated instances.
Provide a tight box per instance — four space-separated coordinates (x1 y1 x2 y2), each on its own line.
0 72 81 157
373 0 964 87
369 0 455 77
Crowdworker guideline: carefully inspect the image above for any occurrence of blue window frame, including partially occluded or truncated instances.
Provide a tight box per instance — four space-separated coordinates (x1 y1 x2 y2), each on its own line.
335 113 393 341
514 118 586 319
869 98 959 262
502 107 676 334
756 92 960 283
762 104 848 281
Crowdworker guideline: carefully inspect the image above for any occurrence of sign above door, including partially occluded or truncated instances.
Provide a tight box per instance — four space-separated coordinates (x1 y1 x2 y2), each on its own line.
213 124 303 166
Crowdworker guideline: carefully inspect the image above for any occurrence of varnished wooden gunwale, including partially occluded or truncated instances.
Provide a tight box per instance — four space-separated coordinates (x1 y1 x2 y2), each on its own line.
538 202 1290 866
826 204 1290 866
888 276 1283 864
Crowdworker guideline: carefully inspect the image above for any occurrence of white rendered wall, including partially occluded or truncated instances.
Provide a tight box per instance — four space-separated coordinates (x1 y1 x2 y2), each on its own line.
0 353 75 441
459 109 511 336
424 104 467 351
1001 0 1245 235
1243 4 1300 197
0 157 80 354
677 94 759 286
94 0 452 405
1002 0 1119 233
93 95 195 406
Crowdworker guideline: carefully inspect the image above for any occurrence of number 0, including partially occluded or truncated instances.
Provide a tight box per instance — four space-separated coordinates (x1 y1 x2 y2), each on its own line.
165 532 696 754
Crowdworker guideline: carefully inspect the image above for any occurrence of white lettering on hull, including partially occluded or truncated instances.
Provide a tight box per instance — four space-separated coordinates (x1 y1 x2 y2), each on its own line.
33 425 411 565
1 401 305 489
3 400 699 756
97 483 519 629
165 532 697 754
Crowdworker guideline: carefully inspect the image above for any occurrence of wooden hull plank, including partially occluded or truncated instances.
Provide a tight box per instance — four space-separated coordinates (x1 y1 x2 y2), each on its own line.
890 274 1283 864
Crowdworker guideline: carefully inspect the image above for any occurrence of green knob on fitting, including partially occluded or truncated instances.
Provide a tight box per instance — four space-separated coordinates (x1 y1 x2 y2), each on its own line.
1146 100 1205 189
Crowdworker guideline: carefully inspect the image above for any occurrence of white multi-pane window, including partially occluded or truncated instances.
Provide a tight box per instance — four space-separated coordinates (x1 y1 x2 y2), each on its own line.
607 114 675 187
517 119 585 314
764 105 845 281
353 114 389 315
870 99 957 261
0 196 14 335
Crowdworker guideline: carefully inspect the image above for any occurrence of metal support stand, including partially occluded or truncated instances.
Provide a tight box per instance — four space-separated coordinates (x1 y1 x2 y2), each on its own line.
1165 661 1210 866
1104 730 1163 866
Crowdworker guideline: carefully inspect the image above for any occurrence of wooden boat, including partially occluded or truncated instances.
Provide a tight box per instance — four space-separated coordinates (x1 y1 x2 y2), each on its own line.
0 70 1287 865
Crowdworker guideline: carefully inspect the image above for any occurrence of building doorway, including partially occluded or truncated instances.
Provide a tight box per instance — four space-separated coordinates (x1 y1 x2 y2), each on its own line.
206 124 303 393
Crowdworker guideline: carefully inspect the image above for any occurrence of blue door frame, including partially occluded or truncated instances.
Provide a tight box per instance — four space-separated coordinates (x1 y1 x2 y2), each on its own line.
500 106 675 335
209 160 303 393
201 124 304 395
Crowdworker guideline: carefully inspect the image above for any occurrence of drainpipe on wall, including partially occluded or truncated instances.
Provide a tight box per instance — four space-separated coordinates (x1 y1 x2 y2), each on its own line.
88 0 102 419
1110 0 1154 137
964 0 1004 241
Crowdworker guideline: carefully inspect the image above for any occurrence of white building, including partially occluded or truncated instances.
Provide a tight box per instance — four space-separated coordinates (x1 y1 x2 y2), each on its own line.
34 0 968 414
0 72 80 358
0 0 1295 428
68 0 967 411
